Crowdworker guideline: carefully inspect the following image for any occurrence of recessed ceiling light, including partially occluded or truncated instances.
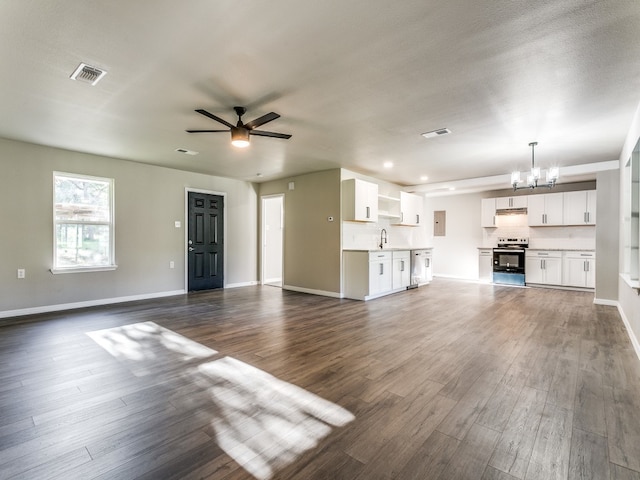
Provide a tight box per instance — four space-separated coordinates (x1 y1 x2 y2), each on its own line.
420 175 429 181
422 128 451 139
448 187 456 191
70 63 107 86
175 148 199 156
383 161 394 169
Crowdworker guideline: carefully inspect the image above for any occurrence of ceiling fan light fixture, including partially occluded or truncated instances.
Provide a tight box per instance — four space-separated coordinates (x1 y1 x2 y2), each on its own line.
231 127 250 148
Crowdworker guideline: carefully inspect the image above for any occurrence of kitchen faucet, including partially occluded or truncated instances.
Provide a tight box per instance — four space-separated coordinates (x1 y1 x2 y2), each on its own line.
379 228 388 249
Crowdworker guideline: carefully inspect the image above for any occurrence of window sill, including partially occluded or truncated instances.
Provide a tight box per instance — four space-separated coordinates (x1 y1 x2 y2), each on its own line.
50 265 118 275
620 273 640 293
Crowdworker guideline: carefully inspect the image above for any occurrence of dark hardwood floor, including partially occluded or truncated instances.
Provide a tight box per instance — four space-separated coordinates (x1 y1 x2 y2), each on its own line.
1 279 640 479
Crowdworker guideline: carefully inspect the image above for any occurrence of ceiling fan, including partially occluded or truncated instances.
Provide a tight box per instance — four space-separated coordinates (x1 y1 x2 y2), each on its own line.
186 107 291 148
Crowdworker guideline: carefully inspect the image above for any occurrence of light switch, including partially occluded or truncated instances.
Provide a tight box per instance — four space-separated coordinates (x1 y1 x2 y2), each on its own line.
174 221 181 228
17 269 25 279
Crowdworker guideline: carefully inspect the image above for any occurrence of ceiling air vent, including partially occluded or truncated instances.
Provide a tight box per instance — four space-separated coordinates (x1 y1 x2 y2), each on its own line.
70 63 107 86
175 148 199 156
422 128 452 139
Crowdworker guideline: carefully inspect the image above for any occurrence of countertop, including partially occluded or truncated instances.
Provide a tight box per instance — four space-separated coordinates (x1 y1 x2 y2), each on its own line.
343 247 432 252
478 247 595 252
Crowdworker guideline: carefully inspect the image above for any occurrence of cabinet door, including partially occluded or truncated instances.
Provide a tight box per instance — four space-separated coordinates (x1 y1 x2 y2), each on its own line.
343 178 379 222
544 193 564 225
369 258 392 295
586 191 596 225
544 257 562 285
527 195 546 226
562 257 587 287
525 257 544 283
479 250 493 281
563 191 586 225
392 255 410 289
481 199 496 227
585 259 596 288
496 196 527 209
399 192 422 225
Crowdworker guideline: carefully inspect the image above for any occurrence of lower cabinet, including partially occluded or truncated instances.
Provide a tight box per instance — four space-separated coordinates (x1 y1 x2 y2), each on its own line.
478 249 493 282
369 252 393 296
343 250 410 300
525 250 595 289
562 251 596 288
525 251 562 285
392 251 411 290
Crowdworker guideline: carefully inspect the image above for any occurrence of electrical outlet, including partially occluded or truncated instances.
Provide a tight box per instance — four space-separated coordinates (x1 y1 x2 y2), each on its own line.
17 269 25 279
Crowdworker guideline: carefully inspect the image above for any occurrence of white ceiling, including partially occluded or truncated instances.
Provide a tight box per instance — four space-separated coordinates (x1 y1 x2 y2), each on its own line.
1 1 640 189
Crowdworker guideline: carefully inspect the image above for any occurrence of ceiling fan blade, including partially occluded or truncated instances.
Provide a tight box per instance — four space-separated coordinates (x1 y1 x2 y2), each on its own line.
244 112 280 130
185 129 229 133
249 130 292 139
195 109 235 128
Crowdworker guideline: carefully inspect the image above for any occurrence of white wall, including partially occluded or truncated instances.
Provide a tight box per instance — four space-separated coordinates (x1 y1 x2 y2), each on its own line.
617 101 640 356
0 137 258 317
424 192 485 280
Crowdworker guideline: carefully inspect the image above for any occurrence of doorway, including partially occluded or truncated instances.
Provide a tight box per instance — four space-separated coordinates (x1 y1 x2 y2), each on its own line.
187 191 224 291
262 195 284 287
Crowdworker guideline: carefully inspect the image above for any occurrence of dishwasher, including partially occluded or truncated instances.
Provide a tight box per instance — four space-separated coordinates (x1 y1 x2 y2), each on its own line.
410 249 432 287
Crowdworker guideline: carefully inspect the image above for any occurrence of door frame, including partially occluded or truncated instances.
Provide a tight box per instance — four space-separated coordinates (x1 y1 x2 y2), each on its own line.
261 194 285 286
184 188 227 291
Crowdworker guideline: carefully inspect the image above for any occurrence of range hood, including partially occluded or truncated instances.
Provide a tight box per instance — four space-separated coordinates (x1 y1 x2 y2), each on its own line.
495 207 527 215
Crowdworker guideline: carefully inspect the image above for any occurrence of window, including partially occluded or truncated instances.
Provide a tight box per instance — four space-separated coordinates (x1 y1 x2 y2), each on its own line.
53 172 115 273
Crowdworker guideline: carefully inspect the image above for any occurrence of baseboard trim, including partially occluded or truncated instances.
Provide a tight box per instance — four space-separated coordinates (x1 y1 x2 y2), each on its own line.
616 302 640 362
593 298 618 307
225 281 259 289
0 290 187 319
283 285 342 299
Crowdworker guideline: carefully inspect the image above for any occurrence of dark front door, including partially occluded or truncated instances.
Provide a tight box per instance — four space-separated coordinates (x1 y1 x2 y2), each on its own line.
188 192 224 291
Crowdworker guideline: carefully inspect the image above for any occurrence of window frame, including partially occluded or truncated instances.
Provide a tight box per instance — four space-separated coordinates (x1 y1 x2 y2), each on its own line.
51 171 117 274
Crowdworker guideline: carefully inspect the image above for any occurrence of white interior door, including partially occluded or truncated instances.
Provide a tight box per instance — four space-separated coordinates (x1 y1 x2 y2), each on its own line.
262 195 284 287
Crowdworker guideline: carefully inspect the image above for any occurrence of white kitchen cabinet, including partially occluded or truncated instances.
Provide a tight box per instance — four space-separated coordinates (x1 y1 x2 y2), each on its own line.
525 250 562 285
562 251 595 288
342 178 378 222
478 248 493 281
392 251 411 290
397 191 424 226
527 192 563 226
496 196 527 209
563 191 596 225
369 251 392 295
481 198 496 227
343 250 396 300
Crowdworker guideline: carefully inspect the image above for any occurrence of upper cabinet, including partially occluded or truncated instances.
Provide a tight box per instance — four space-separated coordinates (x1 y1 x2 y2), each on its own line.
527 192 564 226
396 192 424 226
496 196 527 209
563 190 596 225
342 178 378 222
481 198 496 227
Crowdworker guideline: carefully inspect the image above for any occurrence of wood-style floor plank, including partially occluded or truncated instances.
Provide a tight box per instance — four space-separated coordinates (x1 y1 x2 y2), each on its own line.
0 280 638 479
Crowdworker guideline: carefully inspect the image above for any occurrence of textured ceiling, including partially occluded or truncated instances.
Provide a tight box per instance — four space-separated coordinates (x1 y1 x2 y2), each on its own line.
1 1 639 189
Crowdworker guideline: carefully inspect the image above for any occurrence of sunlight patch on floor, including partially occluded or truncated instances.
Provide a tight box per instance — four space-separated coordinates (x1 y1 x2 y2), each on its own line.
87 322 355 479
87 321 218 375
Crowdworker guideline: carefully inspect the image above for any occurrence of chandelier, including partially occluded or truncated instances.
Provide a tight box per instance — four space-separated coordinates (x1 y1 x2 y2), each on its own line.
511 142 559 191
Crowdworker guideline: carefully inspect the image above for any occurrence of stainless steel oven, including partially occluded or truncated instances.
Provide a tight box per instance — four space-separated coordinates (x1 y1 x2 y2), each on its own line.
493 237 528 286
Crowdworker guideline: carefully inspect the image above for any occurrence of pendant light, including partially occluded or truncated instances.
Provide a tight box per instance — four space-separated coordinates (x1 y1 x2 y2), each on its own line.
511 142 559 190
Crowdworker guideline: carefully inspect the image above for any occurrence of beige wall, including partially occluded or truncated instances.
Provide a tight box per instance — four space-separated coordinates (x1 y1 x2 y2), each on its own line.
0 137 258 315
259 169 342 295
595 169 620 303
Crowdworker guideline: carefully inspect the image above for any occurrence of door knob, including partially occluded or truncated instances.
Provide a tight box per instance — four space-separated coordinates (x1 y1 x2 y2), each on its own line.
188 247 194 251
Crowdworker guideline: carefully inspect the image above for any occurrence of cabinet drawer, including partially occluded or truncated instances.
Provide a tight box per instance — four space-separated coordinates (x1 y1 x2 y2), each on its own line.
526 250 561 258
369 251 392 261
